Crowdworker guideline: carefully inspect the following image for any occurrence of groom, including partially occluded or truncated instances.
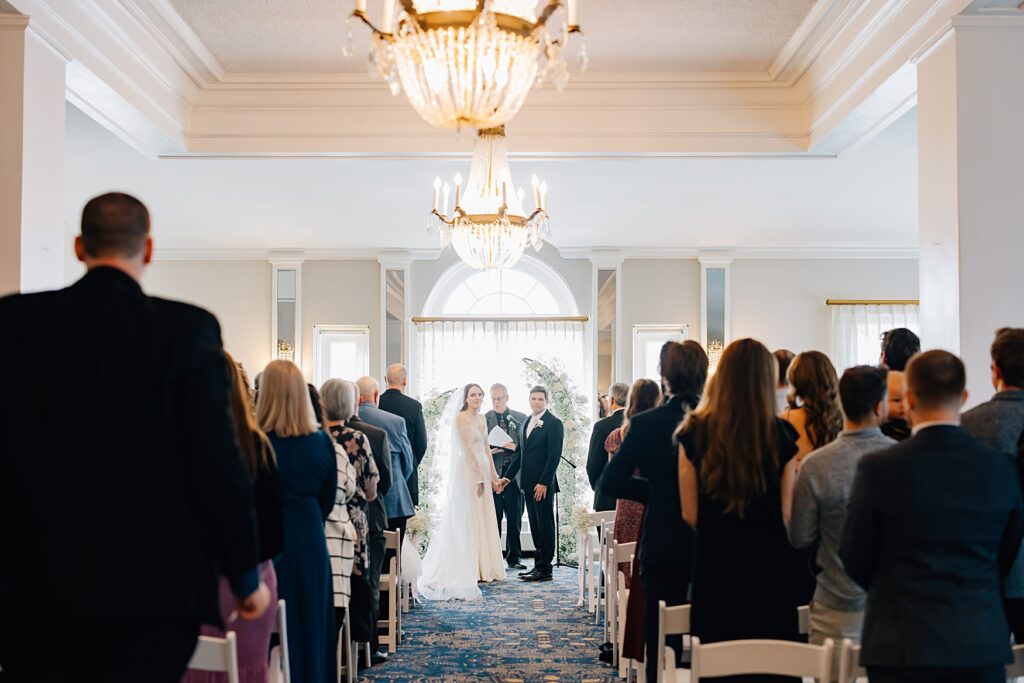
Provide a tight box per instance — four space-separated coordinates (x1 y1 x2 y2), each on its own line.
518 385 565 583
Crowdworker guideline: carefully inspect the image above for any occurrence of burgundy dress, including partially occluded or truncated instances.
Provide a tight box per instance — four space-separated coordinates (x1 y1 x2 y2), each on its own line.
605 427 645 588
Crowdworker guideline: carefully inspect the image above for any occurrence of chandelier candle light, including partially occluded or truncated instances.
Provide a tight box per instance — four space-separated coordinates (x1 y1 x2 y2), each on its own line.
429 126 550 270
346 0 586 129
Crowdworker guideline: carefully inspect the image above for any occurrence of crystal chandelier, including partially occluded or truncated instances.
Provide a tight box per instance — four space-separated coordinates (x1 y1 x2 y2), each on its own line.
429 126 550 270
346 0 586 129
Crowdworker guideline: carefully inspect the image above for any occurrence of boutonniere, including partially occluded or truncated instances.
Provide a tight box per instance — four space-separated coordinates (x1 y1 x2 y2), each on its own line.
535 418 544 428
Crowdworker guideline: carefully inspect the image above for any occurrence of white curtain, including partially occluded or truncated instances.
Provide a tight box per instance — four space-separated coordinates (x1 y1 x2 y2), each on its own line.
831 304 920 373
415 320 588 407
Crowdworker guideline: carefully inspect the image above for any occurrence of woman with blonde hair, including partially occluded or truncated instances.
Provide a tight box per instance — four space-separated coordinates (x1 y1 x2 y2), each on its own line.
184 352 283 683
258 360 337 683
677 339 801 680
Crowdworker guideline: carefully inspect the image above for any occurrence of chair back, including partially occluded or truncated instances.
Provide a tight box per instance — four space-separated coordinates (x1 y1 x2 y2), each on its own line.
384 530 400 551
611 540 636 564
188 632 240 683
1009 644 1024 679
837 639 866 683
589 510 615 526
656 601 691 683
269 599 291 683
797 604 810 635
690 637 833 682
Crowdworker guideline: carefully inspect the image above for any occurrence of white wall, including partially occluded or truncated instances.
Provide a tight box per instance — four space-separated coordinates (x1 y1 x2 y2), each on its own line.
619 259 702 382
301 259 381 383
732 258 919 354
143 260 271 376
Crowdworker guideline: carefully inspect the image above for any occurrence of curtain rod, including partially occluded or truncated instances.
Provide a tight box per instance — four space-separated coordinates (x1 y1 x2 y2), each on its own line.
825 299 920 306
412 316 590 323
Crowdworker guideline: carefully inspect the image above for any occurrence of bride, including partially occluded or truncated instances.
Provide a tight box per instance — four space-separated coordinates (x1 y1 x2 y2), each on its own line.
419 383 507 601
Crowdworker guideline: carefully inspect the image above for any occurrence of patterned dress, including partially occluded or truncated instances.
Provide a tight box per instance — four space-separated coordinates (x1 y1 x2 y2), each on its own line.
330 425 380 571
605 427 645 588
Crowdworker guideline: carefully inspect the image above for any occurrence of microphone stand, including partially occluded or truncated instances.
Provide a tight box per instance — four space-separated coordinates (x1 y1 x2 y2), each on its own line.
554 457 578 569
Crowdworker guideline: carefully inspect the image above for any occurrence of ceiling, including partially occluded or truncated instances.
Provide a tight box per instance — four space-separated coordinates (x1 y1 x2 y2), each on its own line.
65 101 917 252
167 0 817 74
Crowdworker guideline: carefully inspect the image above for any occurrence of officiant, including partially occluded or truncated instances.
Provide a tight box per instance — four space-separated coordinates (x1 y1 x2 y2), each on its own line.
486 383 528 571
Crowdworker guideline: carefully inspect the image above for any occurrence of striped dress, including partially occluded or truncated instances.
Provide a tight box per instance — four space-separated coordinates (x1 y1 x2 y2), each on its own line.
326 439 359 608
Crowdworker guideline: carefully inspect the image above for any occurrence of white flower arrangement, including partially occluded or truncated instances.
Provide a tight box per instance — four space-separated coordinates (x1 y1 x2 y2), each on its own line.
406 511 432 536
569 503 595 532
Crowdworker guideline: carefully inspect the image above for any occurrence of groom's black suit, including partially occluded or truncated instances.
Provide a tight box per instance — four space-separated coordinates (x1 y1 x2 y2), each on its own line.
517 410 564 574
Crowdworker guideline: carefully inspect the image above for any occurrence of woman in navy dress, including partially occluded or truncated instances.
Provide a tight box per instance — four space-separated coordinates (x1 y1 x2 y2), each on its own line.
257 360 338 683
677 339 801 683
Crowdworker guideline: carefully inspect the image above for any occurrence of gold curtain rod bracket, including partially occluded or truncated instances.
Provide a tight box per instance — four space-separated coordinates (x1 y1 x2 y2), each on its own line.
825 299 920 306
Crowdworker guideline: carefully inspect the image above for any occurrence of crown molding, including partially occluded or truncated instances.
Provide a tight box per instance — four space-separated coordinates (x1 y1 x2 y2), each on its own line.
153 248 442 262
119 0 225 87
0 14 29 30
559 246 918 261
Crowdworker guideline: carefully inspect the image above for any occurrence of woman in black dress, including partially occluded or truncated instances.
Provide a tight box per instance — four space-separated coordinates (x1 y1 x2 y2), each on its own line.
676 338 801 682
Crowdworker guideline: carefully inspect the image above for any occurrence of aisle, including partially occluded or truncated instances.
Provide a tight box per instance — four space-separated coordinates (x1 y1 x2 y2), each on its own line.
363 567 616 682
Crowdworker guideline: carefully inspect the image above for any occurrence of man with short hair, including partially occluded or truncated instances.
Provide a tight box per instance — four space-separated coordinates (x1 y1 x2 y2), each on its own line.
879 327 921 371
962 328 1024 641
379 363 428 507
789 365 894 656
0 193 269 682
841 350 1024 683
880 369 911 441
586 382 630 512
519 385 564 582
486 383 529 570
356 376 415 539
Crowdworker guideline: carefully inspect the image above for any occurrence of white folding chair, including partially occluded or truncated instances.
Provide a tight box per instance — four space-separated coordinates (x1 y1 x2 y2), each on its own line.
680 637 833 682
797 604 810 636
599 519 615 632
837 639 867 683
337 606 355 683
378 530 401 653
607 540 636 675
1008 643 1024 682
188 632 240 683
586 511 615 613
269 599 291 683
657 601 691 683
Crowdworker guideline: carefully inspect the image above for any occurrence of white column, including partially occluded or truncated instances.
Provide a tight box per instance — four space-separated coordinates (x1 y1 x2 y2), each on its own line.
915 9 1024 405
0 16 68 296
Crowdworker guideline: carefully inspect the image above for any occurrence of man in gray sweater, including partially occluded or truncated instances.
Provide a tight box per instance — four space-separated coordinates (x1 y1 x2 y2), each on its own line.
789 365 895 648
962 327 1024 641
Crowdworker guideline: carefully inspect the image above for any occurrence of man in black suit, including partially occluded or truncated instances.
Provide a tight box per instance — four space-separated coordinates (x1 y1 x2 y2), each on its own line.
345 385 392 665
840 350 1024 683
517 385 565 582
587 382 629 512
0 193 269 683
379 363 427 507
486 383 528 570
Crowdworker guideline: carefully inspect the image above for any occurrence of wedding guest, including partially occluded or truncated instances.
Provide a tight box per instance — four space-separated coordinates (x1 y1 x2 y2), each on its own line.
879 327 920 371
962 328 1024 641
0 193 268 682
379 364 428 507
348 395 392 664
787 365 894 662
677 339 801 680
356 376 415 544
880 370 912 441
587 382 630 512
259 360 338 683
308 383 326 426
600 340 708 682
321 379 380 653
605 378 662 586
324 406 359 633
486 383 529 570
841 350 1024 683
599 394 610 419
774 349 796 413
184 353 284 683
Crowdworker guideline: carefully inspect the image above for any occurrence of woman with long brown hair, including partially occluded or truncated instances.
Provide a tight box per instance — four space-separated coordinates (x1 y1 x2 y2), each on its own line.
259 359 338 683
781 350 843 460
184 352 283 683
677 339 801 679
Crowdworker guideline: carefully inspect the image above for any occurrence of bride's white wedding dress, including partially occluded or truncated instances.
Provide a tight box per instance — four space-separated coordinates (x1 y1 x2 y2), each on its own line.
419 408 506 601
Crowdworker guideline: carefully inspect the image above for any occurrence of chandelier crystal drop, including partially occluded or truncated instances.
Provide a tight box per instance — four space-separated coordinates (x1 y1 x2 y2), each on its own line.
347 0 585 130
429 126 550 270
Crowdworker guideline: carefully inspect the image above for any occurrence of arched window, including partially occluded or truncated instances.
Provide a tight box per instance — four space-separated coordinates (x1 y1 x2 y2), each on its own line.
422 255 579 318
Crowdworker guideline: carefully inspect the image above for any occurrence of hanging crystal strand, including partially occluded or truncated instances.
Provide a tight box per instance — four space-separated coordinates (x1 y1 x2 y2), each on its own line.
577 34 589 74
342 16 355 58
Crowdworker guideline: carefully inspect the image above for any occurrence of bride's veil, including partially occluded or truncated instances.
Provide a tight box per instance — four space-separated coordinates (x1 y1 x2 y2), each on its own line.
419 384 485 601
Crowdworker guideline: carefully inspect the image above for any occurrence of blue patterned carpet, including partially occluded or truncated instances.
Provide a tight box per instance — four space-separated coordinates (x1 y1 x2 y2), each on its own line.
362 567 616 682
